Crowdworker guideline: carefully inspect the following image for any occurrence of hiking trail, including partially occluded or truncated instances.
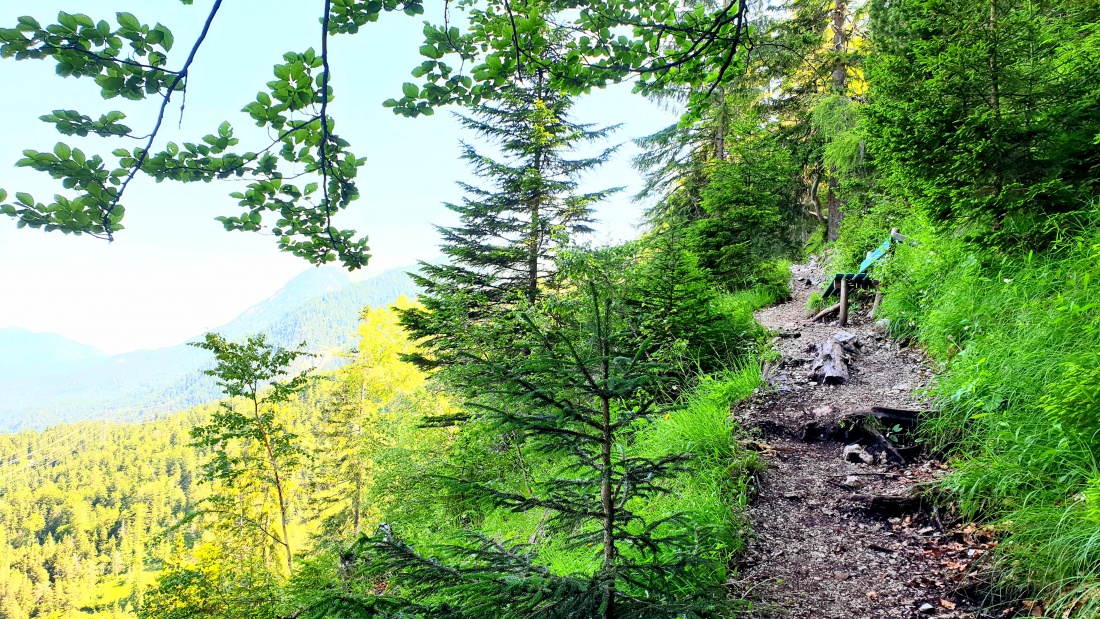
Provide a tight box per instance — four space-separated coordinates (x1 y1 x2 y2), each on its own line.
732 259 1001 619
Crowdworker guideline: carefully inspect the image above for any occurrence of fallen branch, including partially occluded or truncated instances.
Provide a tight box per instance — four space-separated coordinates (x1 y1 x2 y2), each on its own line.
811 302 841 321
810 333 857 384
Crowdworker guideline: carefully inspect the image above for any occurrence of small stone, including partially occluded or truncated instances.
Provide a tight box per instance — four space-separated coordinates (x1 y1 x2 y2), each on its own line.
834 331 857 343
812 405 835 417
892 382 911 392
843 475 864 489
918 603 935 613
873 318 891 333
831 572 850 581
843 443 874 464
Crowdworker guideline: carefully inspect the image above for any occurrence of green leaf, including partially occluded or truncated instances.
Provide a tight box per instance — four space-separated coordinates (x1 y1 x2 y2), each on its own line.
116 12 140 31
402 83 419 99
154 24 174 51
0 189 7 202
57 12 79 31
17 16 41 31
54 142 71 160
15 192 34 206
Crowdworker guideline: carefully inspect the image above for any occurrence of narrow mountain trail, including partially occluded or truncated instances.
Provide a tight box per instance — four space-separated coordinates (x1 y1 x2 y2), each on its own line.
732 260 1001 619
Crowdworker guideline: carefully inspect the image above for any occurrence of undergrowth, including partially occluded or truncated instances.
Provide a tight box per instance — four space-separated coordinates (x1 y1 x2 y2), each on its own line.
857 209 1100 616
395 270 784 600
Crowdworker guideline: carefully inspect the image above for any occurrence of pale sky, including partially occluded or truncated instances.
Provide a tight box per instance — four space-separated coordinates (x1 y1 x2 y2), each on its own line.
0 1 678 355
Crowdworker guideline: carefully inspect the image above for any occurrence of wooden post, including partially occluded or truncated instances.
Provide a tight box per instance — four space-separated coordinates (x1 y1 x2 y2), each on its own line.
869 289 883 318
839 278 849 326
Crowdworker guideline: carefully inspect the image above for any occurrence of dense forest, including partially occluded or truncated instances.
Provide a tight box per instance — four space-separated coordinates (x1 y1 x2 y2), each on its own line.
2 0 1100 617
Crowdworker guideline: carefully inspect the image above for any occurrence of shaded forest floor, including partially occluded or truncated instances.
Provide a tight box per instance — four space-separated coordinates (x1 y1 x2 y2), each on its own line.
731 260 1006 619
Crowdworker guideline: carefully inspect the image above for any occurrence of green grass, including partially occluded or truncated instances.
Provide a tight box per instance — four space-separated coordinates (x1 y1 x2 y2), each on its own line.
467 362 765 593
864 211 1100 615
632 363 763 590
806 291 827 314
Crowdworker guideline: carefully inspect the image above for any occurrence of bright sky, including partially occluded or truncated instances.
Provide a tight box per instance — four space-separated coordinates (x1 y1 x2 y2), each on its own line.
0 1 678 355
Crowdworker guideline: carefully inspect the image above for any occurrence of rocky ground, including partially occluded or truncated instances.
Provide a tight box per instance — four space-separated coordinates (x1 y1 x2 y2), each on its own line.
731 260 1007 619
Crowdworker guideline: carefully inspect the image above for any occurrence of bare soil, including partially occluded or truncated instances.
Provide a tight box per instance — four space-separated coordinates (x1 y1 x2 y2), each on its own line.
732 260 1002 619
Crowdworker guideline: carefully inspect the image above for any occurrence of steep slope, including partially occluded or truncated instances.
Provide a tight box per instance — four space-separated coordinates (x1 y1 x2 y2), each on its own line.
0 328 108 381
0 266 421 430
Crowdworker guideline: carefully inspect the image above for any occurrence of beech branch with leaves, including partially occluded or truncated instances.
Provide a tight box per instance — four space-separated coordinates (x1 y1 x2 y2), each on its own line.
0 0 752 269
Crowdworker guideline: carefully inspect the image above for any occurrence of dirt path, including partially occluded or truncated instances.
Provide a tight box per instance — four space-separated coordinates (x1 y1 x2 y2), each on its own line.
732 260 999 619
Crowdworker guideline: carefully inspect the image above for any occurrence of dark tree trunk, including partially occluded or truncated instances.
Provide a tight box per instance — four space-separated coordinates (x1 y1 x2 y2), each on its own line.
826 1 850 242
826 172 841 241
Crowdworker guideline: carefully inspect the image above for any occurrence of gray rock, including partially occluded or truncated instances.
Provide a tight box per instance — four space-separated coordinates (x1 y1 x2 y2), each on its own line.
843 444 874 464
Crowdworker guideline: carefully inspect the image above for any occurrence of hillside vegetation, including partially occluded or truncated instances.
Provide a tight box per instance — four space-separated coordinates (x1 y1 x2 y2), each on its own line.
2 0 1099 617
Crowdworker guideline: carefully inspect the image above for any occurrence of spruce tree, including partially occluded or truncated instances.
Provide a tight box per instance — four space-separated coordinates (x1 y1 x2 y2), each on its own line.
334 260 734 619
401 73 621 362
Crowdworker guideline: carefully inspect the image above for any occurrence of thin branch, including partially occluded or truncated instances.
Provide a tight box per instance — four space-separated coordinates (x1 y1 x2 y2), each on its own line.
101 0 224 240
703 0 749 100
42 43 183 76
319 0 341 253
502 0 523 71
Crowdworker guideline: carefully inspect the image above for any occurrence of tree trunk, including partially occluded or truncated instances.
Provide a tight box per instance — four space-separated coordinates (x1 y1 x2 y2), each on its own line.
826 1 849 242
527 71 545 305
600 393 615 618
599 306 615 618
353 381 365 536
255 398 293 573
826 172 841 241
352 469 362 536
714 94 726 161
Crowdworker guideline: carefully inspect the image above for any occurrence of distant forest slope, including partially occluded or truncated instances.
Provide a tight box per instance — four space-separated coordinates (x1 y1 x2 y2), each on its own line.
0 266 421 431
0 406 210 618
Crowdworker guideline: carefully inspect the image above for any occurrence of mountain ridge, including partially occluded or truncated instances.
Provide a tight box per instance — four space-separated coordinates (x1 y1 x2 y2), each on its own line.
0 328 108 381
0 265 421 431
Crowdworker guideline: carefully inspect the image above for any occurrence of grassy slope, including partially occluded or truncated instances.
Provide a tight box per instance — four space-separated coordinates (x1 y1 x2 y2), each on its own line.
844 215 1100 615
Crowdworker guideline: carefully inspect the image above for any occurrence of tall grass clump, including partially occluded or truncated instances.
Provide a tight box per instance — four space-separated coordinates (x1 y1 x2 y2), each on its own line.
635 363 763 585
868 211 1100 615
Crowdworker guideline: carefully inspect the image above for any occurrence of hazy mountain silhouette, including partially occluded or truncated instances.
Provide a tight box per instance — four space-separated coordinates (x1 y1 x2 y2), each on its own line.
0 265 421 431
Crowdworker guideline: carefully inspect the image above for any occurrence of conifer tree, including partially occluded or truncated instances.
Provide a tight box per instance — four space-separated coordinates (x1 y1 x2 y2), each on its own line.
402 65 621 360
343 262 734 619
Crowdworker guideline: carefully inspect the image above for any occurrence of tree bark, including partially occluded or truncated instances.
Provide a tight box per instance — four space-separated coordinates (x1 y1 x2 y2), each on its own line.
599 304 615 618
254 396 292 574
826 173 841 241
810 333 854 384
600 393 615 618
826 1 850 242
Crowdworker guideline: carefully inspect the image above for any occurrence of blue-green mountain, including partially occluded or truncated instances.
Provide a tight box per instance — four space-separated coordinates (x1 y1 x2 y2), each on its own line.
0 265 421 431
